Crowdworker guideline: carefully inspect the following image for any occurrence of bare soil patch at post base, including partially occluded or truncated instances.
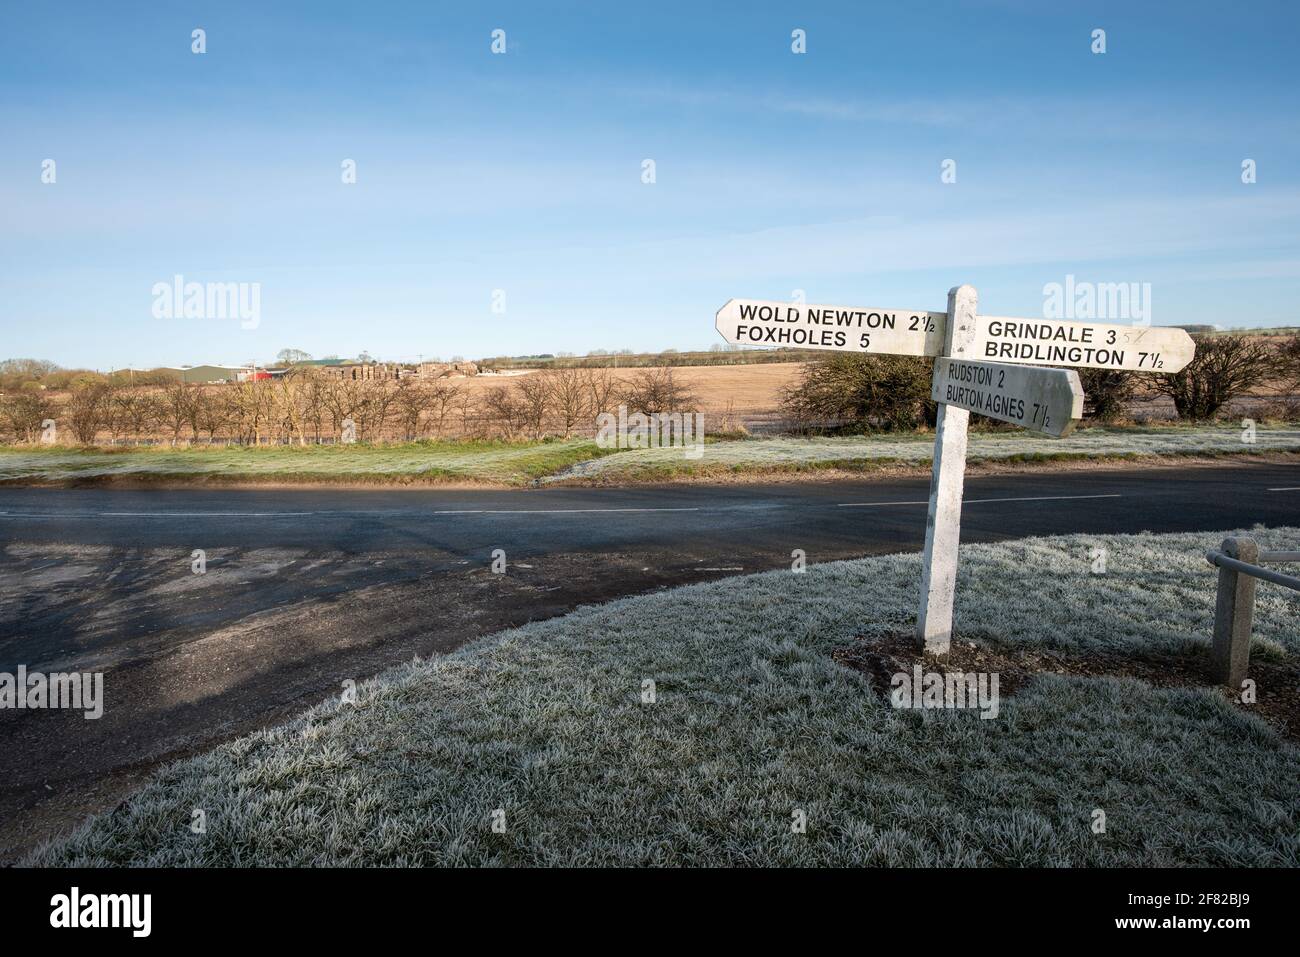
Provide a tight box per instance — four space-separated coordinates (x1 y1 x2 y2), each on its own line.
834 631 1300 741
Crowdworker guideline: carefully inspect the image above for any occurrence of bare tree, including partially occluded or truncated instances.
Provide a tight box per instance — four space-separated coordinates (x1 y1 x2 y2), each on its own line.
0 358 60 390
110 390 160 443
0 391 54 442
252 382 281 444
195 388 235 443
456 390 479 438
543 367 592 437
1076 369 1135 422
105 389 131 443
276 348 313 366
300 371 327 442
393 379 432 440
66 382 113 444
780 354 933 432
514 375 551 439
483 386 524 439
586 368 619 416
355 381 398 442
619 366 698 415
1155 334 1277 421
226 381 275 445
275 372 322 445
160 381 200 445
230 386 254 444
426 382 461 439
1277 333 1300 392
322 377 363 442
185 386 209 442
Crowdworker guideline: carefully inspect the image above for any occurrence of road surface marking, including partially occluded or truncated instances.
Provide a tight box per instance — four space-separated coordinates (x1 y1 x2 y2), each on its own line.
837 493 1121 507
0 494 1119 519
836 500 930 508
101 511 316 517
963 493 1122 505
431 507 702 515
0 511 317 519
1268 487 1300 491
2 506 704 519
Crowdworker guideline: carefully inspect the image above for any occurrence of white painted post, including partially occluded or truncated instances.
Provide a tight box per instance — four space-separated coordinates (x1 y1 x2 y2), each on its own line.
916 284 979 653
1211 536 1258 688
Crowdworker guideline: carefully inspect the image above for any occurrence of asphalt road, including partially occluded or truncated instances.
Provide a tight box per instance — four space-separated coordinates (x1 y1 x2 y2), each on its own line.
5 460 1299 554
1 459 1297 860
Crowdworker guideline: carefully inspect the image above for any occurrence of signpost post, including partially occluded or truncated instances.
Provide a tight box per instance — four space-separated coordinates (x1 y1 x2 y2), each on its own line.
916 285 979 654
714 287 1194 654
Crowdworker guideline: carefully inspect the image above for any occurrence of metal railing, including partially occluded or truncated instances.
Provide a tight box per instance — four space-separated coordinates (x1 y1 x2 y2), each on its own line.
1204 537 1300 686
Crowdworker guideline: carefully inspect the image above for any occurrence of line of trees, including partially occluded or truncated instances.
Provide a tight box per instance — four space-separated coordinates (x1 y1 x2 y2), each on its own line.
781 333 1298 432
0 366 699 446
5 331 1297 445
478 345 823 371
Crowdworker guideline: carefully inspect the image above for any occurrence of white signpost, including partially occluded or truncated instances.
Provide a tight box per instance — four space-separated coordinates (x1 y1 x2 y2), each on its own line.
931 358 1083 438
715 286 1195 654
715 298 946 357
715 298 1194 372
971 315 1195 372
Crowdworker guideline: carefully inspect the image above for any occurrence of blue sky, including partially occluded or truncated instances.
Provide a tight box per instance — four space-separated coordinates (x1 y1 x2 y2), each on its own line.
2 0 1297 369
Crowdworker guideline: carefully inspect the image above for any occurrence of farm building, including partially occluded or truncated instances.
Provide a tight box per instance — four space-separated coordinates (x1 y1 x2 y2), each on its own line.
322 362 404 381
419 361 479 378
157 365 244 383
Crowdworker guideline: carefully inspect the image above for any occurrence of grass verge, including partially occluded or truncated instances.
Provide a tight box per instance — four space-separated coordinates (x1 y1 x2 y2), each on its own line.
31 526 1299 867
0 439 615 488
544 425 1300 483
4 425 1297 488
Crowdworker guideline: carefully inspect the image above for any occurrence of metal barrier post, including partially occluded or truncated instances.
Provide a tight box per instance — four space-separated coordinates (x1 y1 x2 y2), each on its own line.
1211 536 1258 688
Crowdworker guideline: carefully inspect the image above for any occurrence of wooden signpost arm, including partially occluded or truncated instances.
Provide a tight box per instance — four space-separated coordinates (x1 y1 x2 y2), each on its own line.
916 284 979 654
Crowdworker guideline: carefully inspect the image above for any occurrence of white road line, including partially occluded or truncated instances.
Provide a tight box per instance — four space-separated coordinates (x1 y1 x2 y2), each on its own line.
963 493 1123 505
0 507 704 519
1268 487 1300 492
431 507 702 515
0 511 316 519
0 495 1123 519
102 511 317 517
836 500 929 508
836 493 1122 508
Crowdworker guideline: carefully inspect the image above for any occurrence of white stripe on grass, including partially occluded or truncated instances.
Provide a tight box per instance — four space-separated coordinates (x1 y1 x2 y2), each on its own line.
32 526 1300 867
